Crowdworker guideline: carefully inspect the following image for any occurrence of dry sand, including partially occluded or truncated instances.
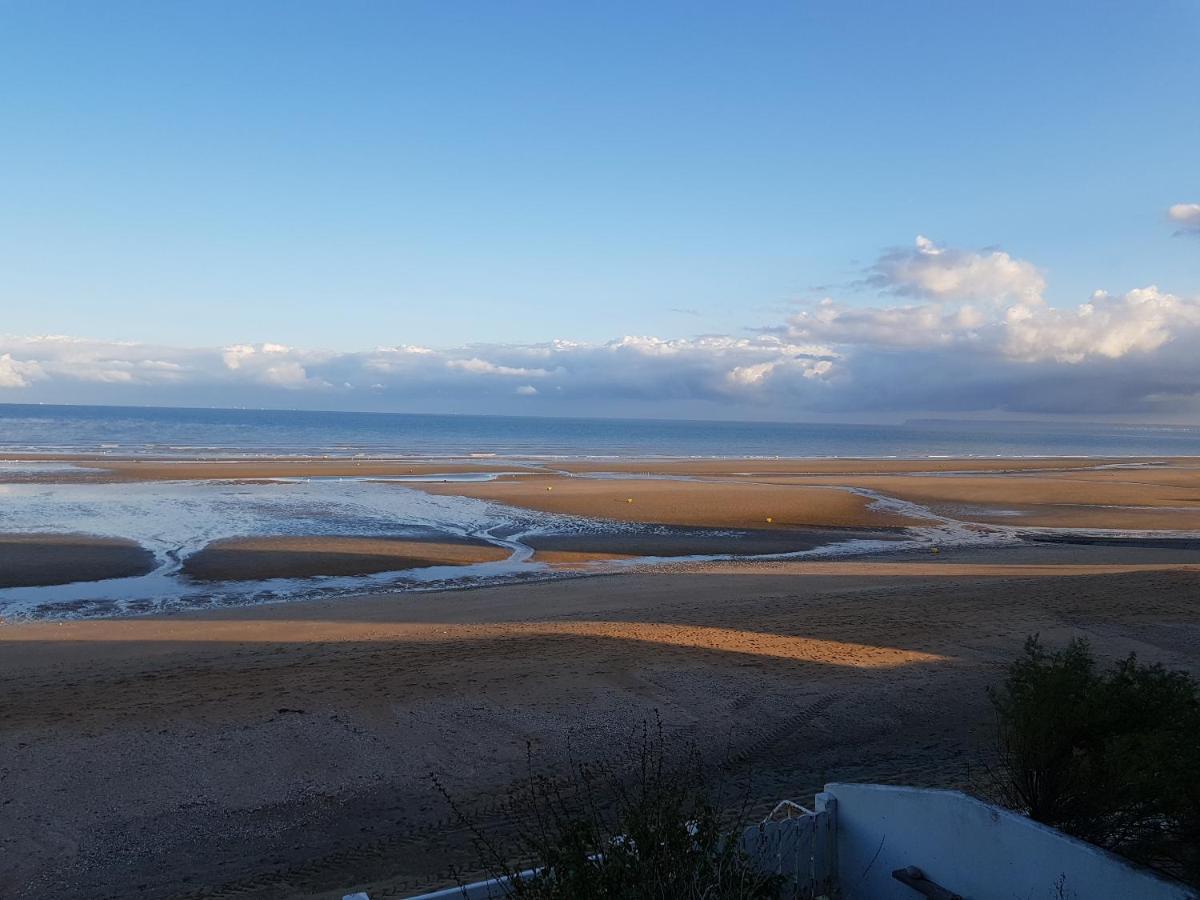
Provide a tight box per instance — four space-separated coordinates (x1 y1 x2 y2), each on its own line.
3 544 1200 899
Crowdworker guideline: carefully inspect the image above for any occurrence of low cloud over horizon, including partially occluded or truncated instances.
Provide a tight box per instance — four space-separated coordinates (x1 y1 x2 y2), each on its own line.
5 234 1200 422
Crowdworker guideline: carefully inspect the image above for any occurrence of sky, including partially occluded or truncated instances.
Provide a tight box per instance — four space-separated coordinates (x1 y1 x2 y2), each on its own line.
1 1 1198 421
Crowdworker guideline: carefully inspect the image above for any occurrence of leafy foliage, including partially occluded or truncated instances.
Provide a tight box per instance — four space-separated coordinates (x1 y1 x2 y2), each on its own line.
986 635 1200 884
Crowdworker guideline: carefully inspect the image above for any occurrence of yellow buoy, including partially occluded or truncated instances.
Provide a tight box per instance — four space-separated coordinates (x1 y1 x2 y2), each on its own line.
546 486 553 491
766 517 773 524
626 498 634 503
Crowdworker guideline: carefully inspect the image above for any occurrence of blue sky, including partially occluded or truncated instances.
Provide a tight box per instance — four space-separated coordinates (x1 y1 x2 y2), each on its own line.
1 1 1198 419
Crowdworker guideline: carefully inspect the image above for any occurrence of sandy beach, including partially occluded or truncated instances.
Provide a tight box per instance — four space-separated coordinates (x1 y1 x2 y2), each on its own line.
3 543 1200 898
4 455 1200 608
8 455 1200 600
405 458 1200 531
4 456 1200 897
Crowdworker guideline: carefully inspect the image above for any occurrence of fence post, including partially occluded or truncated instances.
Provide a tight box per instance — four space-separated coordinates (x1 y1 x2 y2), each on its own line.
813 791 838 894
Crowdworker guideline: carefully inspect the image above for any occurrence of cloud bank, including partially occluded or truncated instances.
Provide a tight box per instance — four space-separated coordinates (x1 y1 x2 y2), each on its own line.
4 236 1198 420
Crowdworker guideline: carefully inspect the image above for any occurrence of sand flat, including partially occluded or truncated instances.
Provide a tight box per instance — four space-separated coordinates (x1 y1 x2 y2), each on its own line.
181 535 512 581
18 453 1200 532
734 471 1200 529
550 456 1188 476
524 526 904 565
414 475 919 528
748 471 1200 507
8 456 1200 896
35 458 533 482
7 453 1193 482
3 549 1200 897
0 533 156 588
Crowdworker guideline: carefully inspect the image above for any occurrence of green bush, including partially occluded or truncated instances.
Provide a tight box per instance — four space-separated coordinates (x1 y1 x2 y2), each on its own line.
435 721 787 899
986 635 1200 884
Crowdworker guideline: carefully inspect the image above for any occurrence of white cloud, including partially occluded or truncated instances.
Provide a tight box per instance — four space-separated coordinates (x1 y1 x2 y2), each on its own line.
222 344 256 370
869 235 1045 306
789 282 1200 367
789 297 988 349
1168 203 1200 236
726 357 833 387
0 353 43 388
1003 286 1200 363
1 234 1197 419
260 361 319 389
0 332 841 411
220 342 330 389
446 358 551 378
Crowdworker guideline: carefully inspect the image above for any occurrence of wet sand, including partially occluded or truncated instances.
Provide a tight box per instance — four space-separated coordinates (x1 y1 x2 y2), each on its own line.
0 534 156 588
550 456 1182 476
3 545 1200 898
14 453 1200 534
181 535 512 582
4 453 1186 482
0 525 902 594
738 471 1200 530
8 458 531 482
525 525 902 565
408 459 1200 532
415 475 920 529
5 456 1200 896
7 455 1200 593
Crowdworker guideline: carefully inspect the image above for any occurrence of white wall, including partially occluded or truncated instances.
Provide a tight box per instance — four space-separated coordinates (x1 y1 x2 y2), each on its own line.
825 783 1197 900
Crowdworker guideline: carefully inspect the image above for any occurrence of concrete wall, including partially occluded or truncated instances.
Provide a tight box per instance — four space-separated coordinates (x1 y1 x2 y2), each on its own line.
825 782 1197 900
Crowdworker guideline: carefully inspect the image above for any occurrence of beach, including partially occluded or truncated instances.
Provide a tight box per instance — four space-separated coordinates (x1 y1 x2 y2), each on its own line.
7 455 1200 605
3 546 1200 898
4 455 1200 897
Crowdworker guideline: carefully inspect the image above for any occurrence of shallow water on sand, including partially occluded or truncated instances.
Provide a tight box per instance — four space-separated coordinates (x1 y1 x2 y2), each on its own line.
9 472 1185 621
0 476 973 620
0 479 588 618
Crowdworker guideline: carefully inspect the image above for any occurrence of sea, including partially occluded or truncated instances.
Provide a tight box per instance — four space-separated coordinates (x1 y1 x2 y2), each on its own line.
2 403 1200 458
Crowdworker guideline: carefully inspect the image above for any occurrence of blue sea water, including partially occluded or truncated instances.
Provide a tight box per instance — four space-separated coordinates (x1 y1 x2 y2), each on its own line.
2 403 1200 458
